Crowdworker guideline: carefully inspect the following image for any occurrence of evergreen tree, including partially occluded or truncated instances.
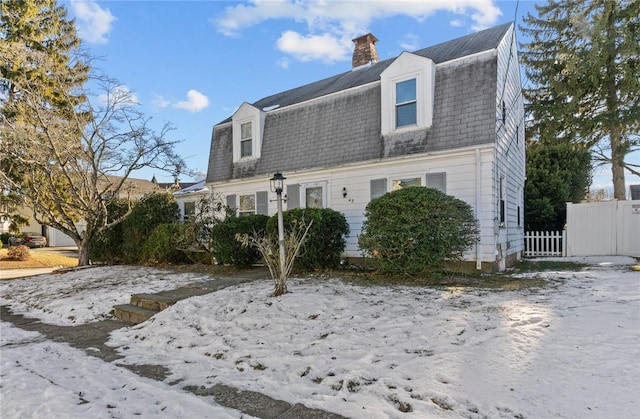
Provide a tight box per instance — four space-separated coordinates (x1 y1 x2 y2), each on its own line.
525 142 592 231
1 0 89 230
520 0 640 199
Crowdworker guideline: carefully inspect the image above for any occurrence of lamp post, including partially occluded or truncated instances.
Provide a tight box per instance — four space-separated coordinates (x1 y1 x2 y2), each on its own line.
270 172 286 284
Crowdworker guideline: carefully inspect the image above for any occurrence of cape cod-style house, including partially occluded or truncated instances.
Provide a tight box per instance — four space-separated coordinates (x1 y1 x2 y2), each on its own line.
205 22 525 271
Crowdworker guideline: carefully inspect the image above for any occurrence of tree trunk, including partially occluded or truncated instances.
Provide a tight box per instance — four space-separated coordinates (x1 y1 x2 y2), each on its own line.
77 239 91 266
604 1 627 200
272 275 288 297
611 134 627 200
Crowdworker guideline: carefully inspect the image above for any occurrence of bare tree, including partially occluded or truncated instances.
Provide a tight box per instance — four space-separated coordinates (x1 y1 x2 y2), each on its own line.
1 73 183 265
238 219 312 296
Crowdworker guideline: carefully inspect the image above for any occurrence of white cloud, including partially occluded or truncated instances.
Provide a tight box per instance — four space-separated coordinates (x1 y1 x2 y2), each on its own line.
214 0 306 37
151 95 171 109
173 90 210 112
450 19 466 27
276 31 351 63
214 0 503 63
70 0 116 45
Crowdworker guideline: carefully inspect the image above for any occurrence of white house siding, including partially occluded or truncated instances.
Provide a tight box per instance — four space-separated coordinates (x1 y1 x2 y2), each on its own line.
210 145 498 265
494 23 526 267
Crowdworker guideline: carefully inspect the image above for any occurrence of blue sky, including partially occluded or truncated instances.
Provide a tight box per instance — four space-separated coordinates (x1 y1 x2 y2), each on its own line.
61 0 634 193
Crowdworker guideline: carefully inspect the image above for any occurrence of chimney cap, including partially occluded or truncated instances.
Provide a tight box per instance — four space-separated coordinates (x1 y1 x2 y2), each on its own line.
352 33 378 43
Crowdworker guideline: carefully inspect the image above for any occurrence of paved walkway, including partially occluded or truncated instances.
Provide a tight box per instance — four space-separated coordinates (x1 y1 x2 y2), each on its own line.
0 267 59 280
1 269 348 419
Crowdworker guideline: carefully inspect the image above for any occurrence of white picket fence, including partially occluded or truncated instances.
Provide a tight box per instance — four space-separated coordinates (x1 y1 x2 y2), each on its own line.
524 230 566 257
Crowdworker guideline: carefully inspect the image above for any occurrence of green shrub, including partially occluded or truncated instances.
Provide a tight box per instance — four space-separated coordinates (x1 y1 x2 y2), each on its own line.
358 187 478 274
120 193 180 263
90 199 129 263
210 214 269 268
141 223 190 264
0 233 10 246
7 245 30 261
90 193 180 264
267 208 349 270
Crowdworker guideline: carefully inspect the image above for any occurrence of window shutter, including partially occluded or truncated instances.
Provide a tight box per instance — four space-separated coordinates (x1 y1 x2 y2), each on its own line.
256 191 268 215
370 178 387 200
226 194 236 212
287 184 300 209
426 172 446 193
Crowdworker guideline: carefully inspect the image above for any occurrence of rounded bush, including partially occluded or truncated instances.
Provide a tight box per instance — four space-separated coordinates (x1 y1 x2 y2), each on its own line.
7 245 30 261
358 187 478 274
267 208 349 270
210 214 269 268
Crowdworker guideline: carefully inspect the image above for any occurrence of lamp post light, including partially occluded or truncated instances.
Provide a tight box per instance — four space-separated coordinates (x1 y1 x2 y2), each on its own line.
270 172 287 284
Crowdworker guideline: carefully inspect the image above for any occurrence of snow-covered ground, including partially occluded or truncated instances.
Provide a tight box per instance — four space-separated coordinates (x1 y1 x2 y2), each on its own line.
1 257 639 418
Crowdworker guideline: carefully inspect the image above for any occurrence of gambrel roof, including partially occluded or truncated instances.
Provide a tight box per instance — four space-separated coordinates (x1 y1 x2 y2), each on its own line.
220 22 512 123
207 23 513 183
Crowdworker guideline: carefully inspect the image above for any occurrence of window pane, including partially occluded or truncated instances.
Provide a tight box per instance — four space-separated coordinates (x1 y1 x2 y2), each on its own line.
239 194 255 212
391 177 421 191
184 201 196 219
241 122 252 140
241 139 252 157
305 186 323 208
396 102 417 127
396 79 416 104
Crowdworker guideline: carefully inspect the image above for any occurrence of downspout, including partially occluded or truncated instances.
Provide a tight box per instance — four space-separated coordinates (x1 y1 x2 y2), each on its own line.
476 148 482 270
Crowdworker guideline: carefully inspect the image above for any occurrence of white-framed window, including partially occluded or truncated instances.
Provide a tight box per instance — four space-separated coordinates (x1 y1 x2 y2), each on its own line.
183 201 196 221
395 78 417 128
380 52 436 136
371 172 447 200
240 122 252 158
301 182 327 208
231 103 264 163
391 177 421 191
239 194 256 216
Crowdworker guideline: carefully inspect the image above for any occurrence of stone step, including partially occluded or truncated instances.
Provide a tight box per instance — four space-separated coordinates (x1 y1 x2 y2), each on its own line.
113 304 158 324
130 293 178 311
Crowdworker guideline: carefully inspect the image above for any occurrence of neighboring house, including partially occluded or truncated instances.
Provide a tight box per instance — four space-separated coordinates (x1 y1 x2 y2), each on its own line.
205 23 525 271
172 180 210 222
7 176 166 247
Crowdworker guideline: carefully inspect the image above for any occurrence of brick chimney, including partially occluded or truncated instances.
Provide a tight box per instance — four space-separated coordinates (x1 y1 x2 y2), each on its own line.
352 33 379 69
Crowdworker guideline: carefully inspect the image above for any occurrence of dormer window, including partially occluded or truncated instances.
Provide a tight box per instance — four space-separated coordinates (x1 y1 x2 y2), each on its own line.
240 122 252 158
232 103 265 163
395 78 417 128
380 52 435 136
